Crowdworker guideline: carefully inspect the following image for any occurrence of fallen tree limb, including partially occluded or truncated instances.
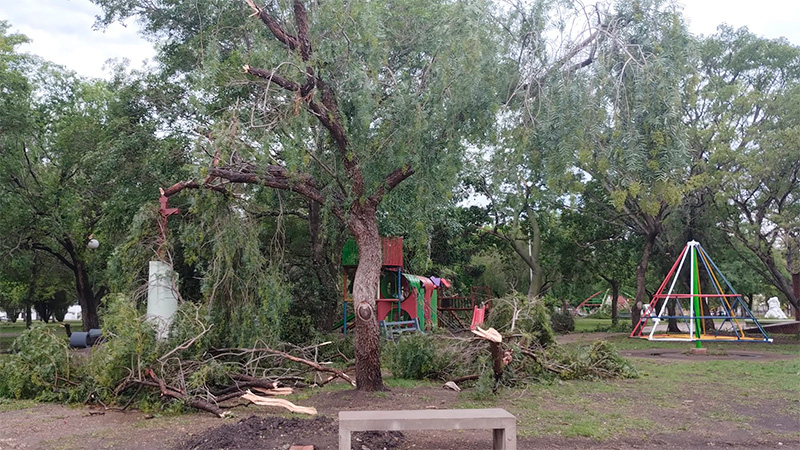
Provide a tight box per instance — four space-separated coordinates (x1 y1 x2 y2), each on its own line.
252 386 293 396
241 390 317 415
145 369 229 418
518 348 562 375
214 347 356 386
450 374 480 383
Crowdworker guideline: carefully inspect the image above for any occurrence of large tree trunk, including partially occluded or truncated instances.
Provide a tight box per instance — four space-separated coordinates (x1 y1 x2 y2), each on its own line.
610 280 619 326
760 252 800 316
25 257 38 329
348 206 385 391
308 201 341 330
508 213 543 301
667 300 680 332
75 261 100 331
788 236 800 320
632 230 657 328
793 273 800 320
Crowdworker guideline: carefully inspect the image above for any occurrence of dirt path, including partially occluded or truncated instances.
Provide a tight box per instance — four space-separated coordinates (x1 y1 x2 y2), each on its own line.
0 404 219 450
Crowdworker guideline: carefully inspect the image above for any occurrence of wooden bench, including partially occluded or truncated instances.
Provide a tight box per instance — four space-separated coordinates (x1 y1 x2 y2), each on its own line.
338 408 516 450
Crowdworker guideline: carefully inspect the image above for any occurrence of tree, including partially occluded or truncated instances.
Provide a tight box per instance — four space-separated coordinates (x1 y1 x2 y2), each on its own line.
570 0 693 326
561 183 640 325
685 26 800 314
0 29 188 330
465 0 617 300
96 0 506 390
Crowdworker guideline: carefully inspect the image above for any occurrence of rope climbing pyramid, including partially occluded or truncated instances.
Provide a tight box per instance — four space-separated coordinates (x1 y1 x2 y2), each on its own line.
631 241 772 343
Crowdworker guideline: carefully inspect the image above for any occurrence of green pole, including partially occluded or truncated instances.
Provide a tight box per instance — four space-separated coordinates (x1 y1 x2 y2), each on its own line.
692 245 702 348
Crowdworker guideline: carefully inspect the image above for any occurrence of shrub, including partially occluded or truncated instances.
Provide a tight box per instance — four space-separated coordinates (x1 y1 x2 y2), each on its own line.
593 321 632 333
550 310 575 334
388 333 446 380
85 294 159 403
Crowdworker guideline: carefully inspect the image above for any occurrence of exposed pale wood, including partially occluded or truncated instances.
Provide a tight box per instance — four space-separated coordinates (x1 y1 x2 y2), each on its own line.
252 386 293 396
241 391 318 415
471 326 502 343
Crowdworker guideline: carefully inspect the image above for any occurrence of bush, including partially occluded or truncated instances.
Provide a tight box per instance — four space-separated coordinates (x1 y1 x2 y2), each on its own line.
86 294 159 403
388 333 447 380
593 321 632 333
550 310 575 334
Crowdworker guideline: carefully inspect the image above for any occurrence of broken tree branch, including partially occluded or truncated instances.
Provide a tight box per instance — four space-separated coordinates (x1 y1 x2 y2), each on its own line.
213 347 356 386
145 369 229 418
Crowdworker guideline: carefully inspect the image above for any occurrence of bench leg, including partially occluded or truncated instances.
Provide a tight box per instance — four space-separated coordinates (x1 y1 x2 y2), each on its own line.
339 428 351 450
493 425 516 450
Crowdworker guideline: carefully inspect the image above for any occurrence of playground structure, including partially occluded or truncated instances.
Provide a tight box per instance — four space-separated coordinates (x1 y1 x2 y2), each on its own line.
631 240 772 344
341 237 491 337
572 290 631 316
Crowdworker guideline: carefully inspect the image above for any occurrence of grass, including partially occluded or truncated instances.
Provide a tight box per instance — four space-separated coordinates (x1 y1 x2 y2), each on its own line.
0 320 797 444
0 335 15 352
446 332 800 440
573 317 611 332
0 398 38 412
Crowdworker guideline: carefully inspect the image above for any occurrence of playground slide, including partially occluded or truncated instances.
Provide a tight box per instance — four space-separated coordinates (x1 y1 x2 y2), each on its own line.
333 312 355 330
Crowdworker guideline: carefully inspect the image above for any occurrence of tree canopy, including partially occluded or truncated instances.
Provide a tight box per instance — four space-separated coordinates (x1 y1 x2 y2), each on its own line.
1 0 799 394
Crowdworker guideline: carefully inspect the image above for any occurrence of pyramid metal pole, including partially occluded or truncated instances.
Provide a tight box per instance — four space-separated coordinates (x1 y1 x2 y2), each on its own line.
651 243 691 340
690 241 703 348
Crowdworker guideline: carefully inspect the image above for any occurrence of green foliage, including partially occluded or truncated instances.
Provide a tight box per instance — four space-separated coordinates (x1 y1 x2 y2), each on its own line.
484 294 555 347
468 366 499 401
86 294 158 403
388 333 446 380
593 321 632 333
544 341 638 381
550 309 575 334
0 326 73 400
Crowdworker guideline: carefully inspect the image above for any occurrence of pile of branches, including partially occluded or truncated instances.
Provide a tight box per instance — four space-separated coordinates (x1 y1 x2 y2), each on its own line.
108 338 356 417
387 295 638 393
0 298 357 417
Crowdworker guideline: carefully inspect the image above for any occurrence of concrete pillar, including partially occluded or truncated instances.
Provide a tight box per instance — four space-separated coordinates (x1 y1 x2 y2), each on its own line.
147 261 179 340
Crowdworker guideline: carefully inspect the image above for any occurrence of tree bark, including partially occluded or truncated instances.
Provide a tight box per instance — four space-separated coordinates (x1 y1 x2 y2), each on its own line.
308 201 341 330
25 303 32 329
75 261 100 331
666 300 680 333
24 256 38 329
610 280 619 326
632 230 657 328
793 274 800 320
348 205 385 391
506 213 543 301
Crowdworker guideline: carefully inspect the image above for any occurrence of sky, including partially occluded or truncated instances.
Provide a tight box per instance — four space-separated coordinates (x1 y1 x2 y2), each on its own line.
1 0 800 79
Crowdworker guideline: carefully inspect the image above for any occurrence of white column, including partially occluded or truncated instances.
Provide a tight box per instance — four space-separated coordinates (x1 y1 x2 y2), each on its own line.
147 261 179 340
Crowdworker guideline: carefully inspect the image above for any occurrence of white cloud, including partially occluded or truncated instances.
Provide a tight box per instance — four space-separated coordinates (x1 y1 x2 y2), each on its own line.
1 0 156 79
680 0 800 44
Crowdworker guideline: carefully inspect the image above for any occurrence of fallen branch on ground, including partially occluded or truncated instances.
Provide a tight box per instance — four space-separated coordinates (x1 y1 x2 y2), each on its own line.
214 347 356 386
241 390 317 415
145 368 230 418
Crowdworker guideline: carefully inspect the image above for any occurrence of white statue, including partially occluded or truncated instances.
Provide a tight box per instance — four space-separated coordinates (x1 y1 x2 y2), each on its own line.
764 296 788 319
